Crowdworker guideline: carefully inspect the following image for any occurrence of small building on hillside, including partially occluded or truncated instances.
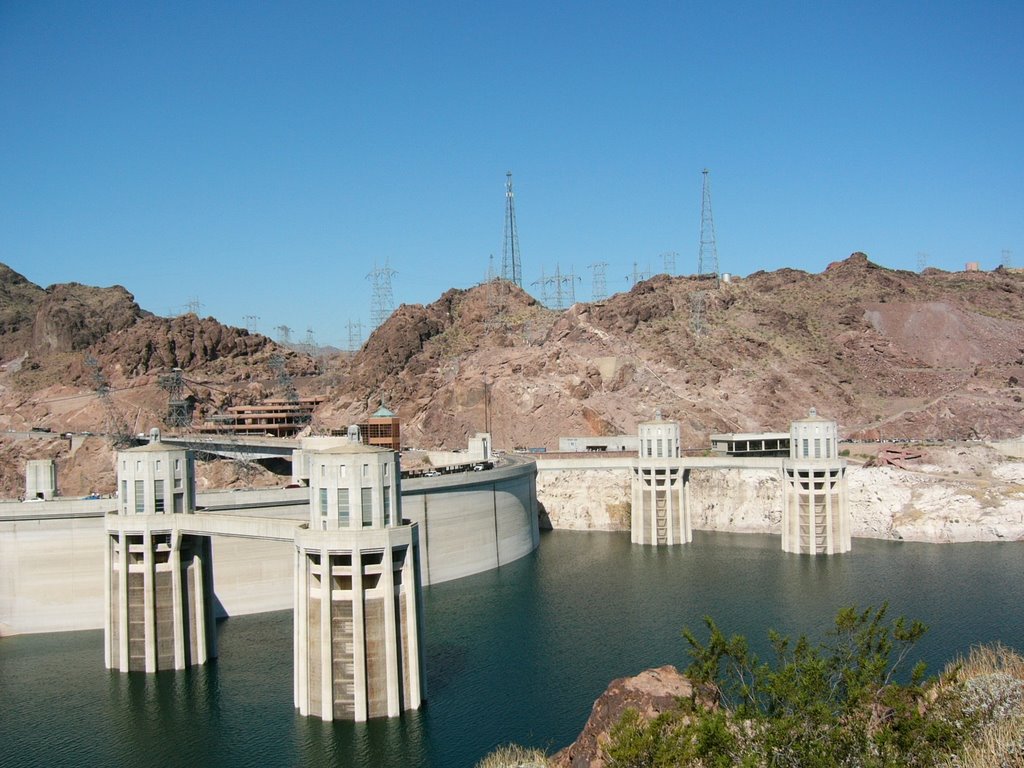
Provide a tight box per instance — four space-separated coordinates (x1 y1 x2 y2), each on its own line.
357 404 401 452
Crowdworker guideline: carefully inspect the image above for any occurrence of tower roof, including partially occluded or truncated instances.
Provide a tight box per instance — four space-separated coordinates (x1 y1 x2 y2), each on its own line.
371 404 396 418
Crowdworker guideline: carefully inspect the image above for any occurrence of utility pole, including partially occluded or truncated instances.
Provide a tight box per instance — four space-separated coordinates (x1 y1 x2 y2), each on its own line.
502 171 523 287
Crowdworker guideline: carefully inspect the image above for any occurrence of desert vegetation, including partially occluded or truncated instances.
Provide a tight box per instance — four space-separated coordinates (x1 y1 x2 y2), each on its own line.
477 605 1024 767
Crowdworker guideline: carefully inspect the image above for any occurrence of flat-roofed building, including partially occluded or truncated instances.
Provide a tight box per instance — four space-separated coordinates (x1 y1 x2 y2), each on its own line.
710 431 790 457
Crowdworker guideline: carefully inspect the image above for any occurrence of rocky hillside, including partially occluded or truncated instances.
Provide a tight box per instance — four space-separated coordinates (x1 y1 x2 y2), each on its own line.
0 264 318 495
321 252 1024 449
1 253 1022 496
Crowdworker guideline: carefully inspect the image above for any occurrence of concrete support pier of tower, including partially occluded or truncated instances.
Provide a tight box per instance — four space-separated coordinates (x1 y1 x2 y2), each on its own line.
104 431 217 672
294 439 425 721
781 409 851 555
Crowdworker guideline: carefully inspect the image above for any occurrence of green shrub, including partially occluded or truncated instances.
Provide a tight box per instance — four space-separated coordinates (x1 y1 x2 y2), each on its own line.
604 604 975 767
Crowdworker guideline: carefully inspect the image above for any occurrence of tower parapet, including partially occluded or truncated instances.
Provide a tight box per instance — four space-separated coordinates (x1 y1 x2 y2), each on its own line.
781 409 851 555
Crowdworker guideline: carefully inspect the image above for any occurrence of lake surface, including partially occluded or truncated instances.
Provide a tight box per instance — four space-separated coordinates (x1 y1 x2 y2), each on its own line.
3 530 1023 767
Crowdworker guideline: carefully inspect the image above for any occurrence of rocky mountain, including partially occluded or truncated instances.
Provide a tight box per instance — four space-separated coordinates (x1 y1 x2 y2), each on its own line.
322 252 1024 449
1 253 1022 496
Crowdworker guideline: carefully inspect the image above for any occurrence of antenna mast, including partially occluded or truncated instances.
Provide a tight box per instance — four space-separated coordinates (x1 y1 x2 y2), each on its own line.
502 171 522 287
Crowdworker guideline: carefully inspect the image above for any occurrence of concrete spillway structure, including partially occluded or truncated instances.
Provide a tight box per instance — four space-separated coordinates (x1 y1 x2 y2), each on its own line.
631 415 691 545
104 435 217 672
781 409 851 555
294 441 424 721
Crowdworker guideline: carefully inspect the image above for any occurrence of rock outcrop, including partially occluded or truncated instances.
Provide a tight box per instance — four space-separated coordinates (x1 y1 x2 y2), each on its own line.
551 665 715 768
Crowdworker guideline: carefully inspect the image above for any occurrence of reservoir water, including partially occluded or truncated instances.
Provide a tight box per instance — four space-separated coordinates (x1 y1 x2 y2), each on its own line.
3 530 1023 766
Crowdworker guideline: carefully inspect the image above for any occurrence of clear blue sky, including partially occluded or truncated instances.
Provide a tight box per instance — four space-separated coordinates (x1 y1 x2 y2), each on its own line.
2 1 1021 348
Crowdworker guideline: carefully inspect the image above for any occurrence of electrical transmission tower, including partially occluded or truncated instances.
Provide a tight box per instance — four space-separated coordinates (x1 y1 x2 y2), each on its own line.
275 325 292 344
304 327 316 353
1002 249 1013 269
532 265 578 309
589 262 608 301
502 171 523 287
243 314 260 333
916 252 929 272
627 261 652 287
158 367 191 430
661 251 677 275
346 320 363 353
186 298 204 316
86 356 134 447
367 260 398 329
698 169 719 279
690 292 706 336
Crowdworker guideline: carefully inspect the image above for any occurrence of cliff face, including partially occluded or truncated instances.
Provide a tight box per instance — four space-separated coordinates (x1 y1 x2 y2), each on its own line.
31 282 144 354
536 443 1024 544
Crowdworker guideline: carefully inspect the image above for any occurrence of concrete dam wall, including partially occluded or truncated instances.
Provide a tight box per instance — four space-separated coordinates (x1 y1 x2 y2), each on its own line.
0 460 539 636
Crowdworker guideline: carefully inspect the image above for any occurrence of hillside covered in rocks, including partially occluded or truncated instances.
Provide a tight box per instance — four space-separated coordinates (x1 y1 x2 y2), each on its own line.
0 253 1022 497
325 251 1024 449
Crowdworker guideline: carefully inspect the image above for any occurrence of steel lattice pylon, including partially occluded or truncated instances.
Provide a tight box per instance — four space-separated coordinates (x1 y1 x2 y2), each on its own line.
367 260 398 329
698 168 719 279
502 171 522 287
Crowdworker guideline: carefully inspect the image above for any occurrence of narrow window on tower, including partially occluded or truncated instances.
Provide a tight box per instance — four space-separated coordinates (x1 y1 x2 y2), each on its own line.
319 488 328 516
361 488 372 526
338 488 349 526
154 479 165 513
